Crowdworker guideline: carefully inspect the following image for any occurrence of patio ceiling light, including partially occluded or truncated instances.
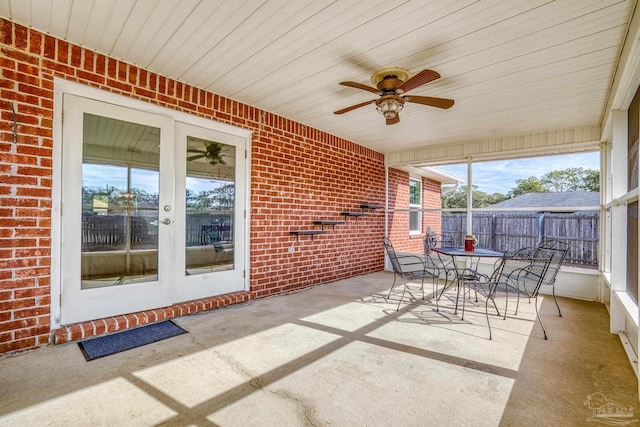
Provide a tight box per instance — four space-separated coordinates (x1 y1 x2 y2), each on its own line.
375 95 404 119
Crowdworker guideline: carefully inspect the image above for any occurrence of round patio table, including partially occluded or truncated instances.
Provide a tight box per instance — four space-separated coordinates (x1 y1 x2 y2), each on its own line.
431 247 505 315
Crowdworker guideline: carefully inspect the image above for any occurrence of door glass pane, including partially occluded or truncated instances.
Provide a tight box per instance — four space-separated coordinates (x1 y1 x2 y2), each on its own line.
185 136 235 275
81 113 160 289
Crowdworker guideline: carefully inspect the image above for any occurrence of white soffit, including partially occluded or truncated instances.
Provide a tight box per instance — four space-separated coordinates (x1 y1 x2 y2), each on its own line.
0 0 634 157
393 165 461 184
387 125 602 167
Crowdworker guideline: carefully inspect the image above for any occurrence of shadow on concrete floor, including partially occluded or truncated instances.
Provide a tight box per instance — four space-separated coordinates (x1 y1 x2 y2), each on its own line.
0 271 636 426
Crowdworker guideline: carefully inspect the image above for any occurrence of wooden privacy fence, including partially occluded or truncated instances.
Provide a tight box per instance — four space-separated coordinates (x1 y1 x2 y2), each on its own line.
442 212 599 267
185 212 233 246
82 212 233 251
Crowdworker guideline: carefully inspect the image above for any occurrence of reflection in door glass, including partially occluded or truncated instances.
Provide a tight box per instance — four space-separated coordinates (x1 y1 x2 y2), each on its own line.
81 113 160 289
185 136 235 275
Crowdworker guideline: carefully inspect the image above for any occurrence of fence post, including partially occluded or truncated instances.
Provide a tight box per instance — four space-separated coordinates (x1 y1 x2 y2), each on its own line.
537 213 545 246
491 214 496 251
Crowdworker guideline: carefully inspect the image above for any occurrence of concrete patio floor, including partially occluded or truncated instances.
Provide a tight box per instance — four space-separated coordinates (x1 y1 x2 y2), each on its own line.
0 271 637 426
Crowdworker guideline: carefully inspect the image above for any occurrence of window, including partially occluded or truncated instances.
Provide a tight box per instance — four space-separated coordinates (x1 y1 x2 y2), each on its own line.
409 179 422 233
433 152 600 266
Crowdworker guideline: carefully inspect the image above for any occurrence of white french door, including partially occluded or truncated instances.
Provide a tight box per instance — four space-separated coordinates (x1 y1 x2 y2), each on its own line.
60 94 246 325
174 122 246 302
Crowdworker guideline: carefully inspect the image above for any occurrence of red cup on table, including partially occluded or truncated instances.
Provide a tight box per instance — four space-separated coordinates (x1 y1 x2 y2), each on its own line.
464 234 476 252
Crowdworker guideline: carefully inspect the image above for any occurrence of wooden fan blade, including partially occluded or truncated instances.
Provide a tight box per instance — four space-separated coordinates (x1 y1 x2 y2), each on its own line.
339 81 380 94
334 100 375 115
404 95 454 109
386 114 400 125
397 69 441 93
187 154 206 161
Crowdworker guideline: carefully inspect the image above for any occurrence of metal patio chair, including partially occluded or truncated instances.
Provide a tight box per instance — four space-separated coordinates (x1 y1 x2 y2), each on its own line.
461 250 553 340
424 227 457 296
504 240 569 317
383 237 440 312
535 239 569 316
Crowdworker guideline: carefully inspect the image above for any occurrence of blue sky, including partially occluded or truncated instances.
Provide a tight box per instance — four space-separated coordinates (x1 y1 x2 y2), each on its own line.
435 152 600 194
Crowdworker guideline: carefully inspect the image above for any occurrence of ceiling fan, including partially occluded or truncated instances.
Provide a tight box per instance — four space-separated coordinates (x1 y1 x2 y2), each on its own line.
187 140 227 166
334 67 454 125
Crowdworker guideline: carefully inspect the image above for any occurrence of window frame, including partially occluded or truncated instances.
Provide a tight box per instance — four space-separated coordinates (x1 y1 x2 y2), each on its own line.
409 178 422 234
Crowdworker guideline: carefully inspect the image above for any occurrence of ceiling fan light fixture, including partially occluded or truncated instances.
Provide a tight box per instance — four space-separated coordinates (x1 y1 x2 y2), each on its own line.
376 97 403 119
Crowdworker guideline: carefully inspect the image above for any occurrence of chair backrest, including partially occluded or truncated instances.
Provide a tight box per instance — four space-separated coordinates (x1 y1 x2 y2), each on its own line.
520 253 554 296
493 251 553 296
424 231 437 256
383 237 404 275
535 240 569 286
492 254 532 282
425 227 454 255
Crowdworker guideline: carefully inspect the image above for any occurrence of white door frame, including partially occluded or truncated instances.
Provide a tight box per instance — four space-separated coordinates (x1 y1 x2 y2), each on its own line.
51 79 252 328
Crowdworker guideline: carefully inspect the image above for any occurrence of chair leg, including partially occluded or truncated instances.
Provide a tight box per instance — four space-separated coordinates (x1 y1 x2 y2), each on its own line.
489 294 501 317
437 282 447 301
432 276 439 312
396 277 408 311
503 289 509 320
453 279 463 315
552 285 562 317
534 295 548 340
387 273 398 298
485 297 493 340
461 283 466 320
436 272 452 301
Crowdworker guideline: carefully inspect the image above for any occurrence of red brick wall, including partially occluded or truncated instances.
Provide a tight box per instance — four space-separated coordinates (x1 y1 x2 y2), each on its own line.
387 168 442 253
0 19 385 353
387 168 410 251
422 177 443 237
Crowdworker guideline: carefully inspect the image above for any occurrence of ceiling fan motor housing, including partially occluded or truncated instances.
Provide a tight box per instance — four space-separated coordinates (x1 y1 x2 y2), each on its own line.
377 75 403 93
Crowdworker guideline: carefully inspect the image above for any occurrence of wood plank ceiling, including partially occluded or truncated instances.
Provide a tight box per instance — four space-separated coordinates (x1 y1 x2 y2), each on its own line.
0 0 635 160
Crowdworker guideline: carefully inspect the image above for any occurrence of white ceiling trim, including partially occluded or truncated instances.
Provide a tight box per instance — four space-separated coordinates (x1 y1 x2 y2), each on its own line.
391 165 460 184
386 125 601 166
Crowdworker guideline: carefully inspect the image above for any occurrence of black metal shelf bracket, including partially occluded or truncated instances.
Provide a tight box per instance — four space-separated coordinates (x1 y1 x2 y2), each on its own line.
359 204 384 210
312 220 346 231
289 230 326 241
340 212 369 221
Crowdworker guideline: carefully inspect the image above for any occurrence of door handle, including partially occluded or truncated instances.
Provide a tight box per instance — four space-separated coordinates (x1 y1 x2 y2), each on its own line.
161 218 171 225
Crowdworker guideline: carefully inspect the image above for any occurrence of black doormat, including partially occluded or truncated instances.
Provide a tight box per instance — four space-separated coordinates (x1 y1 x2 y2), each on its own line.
78 320 188 361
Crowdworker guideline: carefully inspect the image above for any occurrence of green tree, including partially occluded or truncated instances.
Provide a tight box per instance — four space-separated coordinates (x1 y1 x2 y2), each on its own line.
582 168 600 192
441 166 599 209
185 184 235 211
508 176 545 198
442 185 507 209
130 187 159 205
541 167 599 192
